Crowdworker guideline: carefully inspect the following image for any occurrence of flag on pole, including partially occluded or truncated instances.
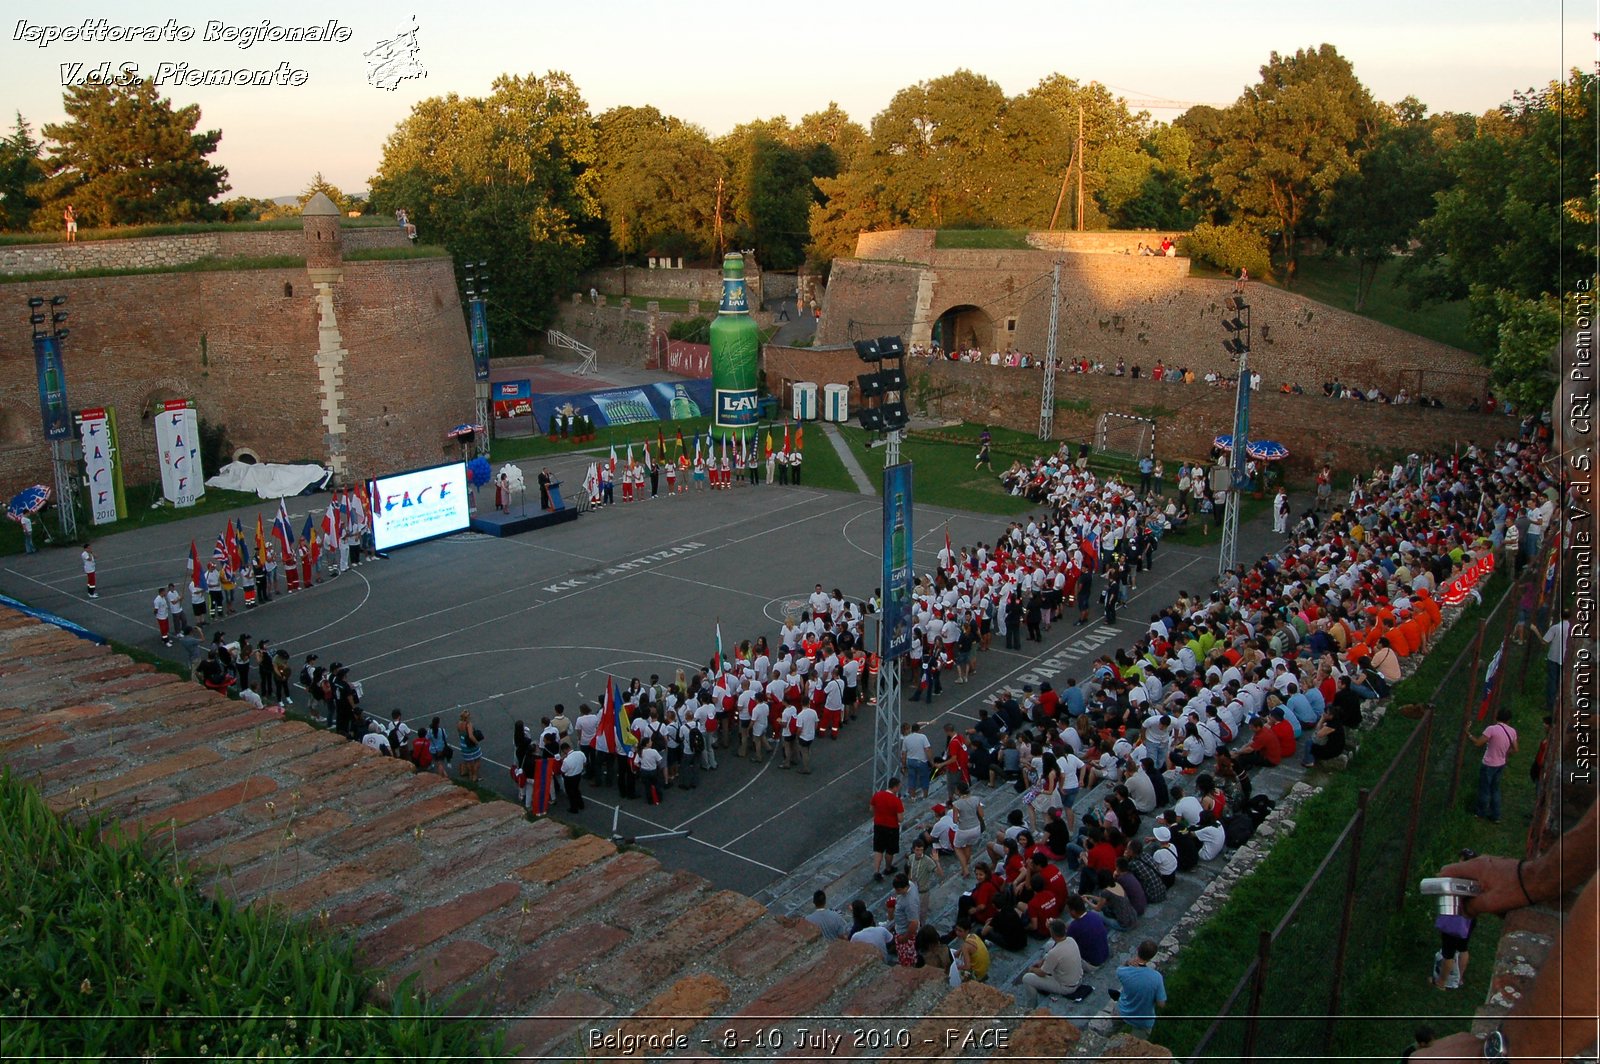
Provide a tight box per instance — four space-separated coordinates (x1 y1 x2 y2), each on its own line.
783 424 791 454
322 504 339 551
765 429 774 458
658 427 667 462
675 428 685 456
592 676 635 759
795 425 804 452
609 444 618 476
720 434 728 464
626 442 635 472
1477 646 1504 720
300 510 315 551
225 520 243 572
212 531 231 577
714 621 725 675
945 523 954 572
583 462 599 499
255 513 267 565
273 499 295 559
189 539 201 585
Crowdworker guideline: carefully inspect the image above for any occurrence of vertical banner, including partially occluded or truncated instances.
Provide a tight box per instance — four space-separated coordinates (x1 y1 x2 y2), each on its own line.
154 400 204 507
34 335 71 440
77 407 125 526
468 298 491 381
882 462 915 660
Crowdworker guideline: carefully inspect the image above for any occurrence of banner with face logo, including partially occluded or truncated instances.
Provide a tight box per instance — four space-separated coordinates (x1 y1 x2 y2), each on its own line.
154 400 204 507
77 407 126 525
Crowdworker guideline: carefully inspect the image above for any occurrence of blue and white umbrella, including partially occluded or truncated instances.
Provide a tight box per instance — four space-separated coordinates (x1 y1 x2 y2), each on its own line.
1213 435 1234 451
1246 440 1290 462
446 423 485 439
6 484 50 521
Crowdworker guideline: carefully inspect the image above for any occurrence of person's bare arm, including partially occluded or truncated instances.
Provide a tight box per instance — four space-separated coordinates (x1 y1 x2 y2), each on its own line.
1438 802 1598 916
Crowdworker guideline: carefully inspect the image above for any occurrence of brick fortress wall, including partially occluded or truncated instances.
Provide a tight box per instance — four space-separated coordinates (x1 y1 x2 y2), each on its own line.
0 226 411 276
0 256 474 487
763 347 1514 474
818 231 1490 405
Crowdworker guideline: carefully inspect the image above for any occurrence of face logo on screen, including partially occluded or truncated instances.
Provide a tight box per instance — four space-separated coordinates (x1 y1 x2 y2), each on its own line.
371 463 471 551
383 481 453 512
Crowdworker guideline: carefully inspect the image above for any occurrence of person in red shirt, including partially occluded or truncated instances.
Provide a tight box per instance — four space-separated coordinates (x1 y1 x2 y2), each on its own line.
870 778 905 882
1269 708 1298 762
1037 682 1061 723
1024 874 1062 937
1031 852 1070 908
936 724 970 803
968 862 1002 923
1235 717 1282 770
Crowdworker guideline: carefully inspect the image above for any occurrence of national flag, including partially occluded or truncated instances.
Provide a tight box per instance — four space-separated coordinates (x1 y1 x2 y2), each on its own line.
300 510 315 551
307 525 321 568
945 524 954 572
658 427 667 462
795 426 804 452
273 499 295 559
592 676 635 758
322 504 339 550
1082 529 1100 573
1477 646 1504 721
675 428 685 456
626 442 635 472
583 461 599 499
224 520 243 572
212 531 230 577
714 621 725 675
255 513 267 565
693 436 702 465
608 444 618 476
720 434 728 464
189 539 201 585
765 429 774 458
528 757 556 816
783 424 791 455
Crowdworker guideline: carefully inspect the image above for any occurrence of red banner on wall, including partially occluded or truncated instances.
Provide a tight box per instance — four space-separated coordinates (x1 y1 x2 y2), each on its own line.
664 341 712 379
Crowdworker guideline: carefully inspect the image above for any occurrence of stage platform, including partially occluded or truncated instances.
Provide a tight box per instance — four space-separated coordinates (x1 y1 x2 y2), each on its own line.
468 506 579 537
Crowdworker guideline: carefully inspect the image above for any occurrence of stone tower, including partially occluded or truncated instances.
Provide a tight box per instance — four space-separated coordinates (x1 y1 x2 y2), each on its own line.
302 191 343 276
301 191 349 478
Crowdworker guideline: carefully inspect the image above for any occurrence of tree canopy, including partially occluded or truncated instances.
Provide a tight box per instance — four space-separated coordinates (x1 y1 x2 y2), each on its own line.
368 71 601 341
37 79 229 228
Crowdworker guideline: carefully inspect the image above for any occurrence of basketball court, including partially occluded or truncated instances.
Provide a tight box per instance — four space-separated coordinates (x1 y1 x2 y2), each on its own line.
0 448 1245 897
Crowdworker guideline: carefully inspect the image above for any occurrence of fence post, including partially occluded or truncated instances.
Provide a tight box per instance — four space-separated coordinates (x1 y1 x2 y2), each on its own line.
1449 621 1489 806
1324 788 1370 1054
1395 710 1436 910
1242 929 1271 1060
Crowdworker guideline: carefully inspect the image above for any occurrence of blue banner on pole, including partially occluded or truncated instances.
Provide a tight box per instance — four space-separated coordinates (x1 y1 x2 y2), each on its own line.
882 462 914 660
1231 377 1251 489
34 335 70 440
468 299 490 381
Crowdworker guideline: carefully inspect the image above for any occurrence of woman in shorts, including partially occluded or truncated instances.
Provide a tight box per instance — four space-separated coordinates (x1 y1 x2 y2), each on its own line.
457 710 483 782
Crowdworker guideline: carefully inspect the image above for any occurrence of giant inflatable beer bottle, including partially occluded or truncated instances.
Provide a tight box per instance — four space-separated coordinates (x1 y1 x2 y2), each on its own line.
710 252 760 435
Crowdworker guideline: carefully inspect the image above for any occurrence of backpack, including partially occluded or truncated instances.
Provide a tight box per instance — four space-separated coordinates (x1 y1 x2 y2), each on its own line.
1246 793 1276 828
1223 810 1255 848
689 727 705 754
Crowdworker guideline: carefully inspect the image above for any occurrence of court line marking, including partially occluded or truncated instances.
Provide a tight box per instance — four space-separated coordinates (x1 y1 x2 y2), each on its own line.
275 569 372 645
337 497 875 670
2 566 147 629
642 569 772 602
300 493 835 660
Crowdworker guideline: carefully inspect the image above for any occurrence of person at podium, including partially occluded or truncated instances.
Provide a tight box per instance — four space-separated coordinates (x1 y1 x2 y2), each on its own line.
538 467 553 510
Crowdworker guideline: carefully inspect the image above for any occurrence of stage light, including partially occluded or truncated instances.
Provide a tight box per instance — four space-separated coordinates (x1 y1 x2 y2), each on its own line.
854 338 881 363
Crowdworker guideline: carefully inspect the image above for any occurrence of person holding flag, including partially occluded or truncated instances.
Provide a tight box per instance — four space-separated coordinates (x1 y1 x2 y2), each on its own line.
792 425 804 485
273 500 298 592
299 510 319 588
693 436 707 492
592 677 637 799
778 424 791 485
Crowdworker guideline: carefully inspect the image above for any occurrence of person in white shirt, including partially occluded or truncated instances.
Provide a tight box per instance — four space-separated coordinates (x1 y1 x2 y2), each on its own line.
81 543 97 598
795 704 820 773
1195 815 1227 860
361 721 392 755
152 590 172 646
559 742 587 812
1543 612 1572 711
1172 788 1204 827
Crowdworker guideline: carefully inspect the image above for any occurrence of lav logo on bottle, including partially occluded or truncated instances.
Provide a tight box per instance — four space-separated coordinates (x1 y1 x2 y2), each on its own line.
710 252 760 430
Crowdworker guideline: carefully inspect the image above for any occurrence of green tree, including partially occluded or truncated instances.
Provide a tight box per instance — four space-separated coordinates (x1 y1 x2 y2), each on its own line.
299 171 354 214
36 79 228 229
0 113 45 231
1323 97 1461 308
1404 70 1597 408
215 196 281 222
1179 221 1272 279
368 71 600 341
593 106 721 260
1208 44 1381 283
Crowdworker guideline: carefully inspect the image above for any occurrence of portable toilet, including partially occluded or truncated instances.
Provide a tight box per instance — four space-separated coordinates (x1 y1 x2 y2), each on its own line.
792 381 818 421
823 383 850 422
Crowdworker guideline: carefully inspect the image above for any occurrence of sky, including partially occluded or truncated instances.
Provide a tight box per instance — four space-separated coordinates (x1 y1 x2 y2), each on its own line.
2 1 1593 200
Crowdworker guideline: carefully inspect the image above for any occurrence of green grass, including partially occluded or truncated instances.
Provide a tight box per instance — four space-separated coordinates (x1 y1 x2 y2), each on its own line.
0 483 265 558
0 769 501 1060
1158 570 1518 1058
0 217 392 246
1278 255 1483 355
0 255 307 283
597 293 707 314
933 229 1032 250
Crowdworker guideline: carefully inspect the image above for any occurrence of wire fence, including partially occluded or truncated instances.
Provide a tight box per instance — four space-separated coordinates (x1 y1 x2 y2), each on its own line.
1186 557 1538 1060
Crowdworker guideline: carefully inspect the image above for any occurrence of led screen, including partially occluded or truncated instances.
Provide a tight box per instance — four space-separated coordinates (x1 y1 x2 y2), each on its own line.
370 462 470 551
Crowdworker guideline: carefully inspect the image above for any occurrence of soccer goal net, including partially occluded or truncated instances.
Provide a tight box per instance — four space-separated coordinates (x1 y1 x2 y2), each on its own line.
1095 412 1156 461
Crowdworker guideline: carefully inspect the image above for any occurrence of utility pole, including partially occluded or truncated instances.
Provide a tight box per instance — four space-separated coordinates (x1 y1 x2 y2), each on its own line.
1076 106 1085 232
714 176 725 256
1038 262 1062 439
